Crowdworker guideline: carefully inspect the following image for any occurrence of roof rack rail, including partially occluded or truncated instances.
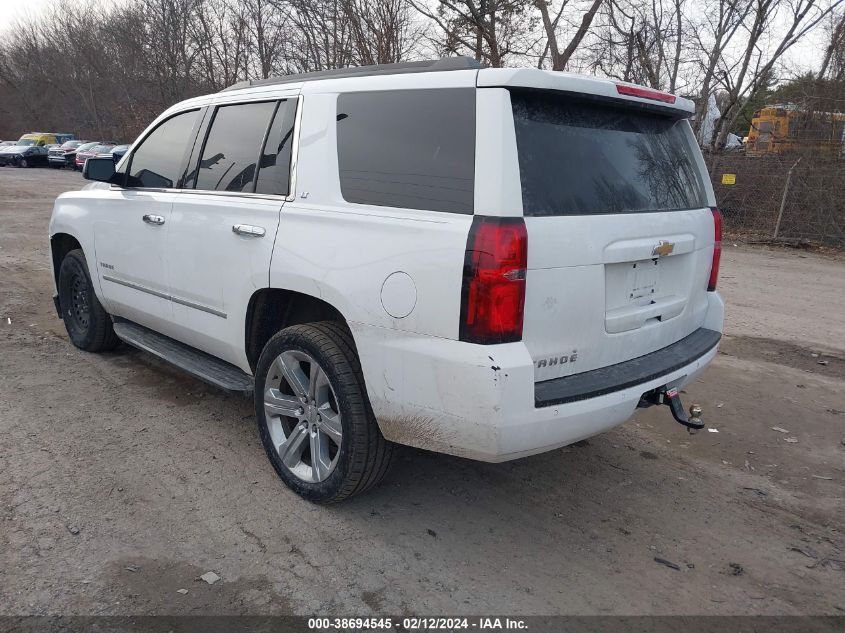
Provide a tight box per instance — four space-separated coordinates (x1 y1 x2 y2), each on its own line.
221 56 482 92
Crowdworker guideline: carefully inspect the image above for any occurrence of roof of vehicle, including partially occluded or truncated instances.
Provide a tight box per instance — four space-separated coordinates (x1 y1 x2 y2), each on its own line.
222 57 481 92
167 58 694 124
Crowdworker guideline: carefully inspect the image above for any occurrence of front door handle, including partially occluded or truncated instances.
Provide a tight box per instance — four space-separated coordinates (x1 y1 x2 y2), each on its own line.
142 214 165 226
232 224 266 237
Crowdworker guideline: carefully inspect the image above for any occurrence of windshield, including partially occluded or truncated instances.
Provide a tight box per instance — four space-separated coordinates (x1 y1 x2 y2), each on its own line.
61 141 83 149
17 139 37 146
510 90 707 216
76 143 99 152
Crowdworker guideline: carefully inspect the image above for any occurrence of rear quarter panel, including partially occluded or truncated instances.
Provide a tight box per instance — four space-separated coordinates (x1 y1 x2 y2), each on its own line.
270 90 473 338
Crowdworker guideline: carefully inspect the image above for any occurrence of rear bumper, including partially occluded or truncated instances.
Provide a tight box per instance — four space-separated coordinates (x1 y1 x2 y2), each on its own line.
535 327 721 407
354 292 724 462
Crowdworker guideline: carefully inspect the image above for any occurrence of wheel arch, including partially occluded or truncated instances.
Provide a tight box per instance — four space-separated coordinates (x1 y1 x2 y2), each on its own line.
244 288 349 373
50 232 83 292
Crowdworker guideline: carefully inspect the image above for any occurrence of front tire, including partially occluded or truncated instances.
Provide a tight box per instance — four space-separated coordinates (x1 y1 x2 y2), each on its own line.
255 322 394 503
19 158 28 168
58 249 119 352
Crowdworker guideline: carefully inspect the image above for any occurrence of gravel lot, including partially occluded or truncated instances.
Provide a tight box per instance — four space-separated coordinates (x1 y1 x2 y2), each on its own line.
1 167 844 616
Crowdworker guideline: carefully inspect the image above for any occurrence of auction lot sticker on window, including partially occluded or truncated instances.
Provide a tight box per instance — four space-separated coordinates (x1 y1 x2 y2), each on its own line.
721 173 736 185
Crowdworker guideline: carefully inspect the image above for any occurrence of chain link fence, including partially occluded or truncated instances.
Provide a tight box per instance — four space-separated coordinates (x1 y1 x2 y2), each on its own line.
707 151 845 248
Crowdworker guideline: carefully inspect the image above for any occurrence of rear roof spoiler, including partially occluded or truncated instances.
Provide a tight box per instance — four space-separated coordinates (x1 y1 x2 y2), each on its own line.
477 68 695 116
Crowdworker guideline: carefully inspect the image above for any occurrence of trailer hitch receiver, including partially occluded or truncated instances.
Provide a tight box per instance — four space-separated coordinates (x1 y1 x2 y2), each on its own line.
640 386 705 432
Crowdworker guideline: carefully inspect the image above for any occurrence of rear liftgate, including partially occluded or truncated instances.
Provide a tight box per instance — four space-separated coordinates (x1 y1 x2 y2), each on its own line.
639 386 704 433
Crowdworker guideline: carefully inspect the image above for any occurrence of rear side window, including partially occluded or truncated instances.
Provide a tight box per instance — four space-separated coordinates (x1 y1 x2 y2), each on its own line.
511 90 707 216
195 101 277 192
336 89 475 214
128 109 199 188
255 99 297 196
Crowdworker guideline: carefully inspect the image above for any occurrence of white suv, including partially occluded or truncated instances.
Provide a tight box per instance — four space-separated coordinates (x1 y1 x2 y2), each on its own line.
49 57 724 502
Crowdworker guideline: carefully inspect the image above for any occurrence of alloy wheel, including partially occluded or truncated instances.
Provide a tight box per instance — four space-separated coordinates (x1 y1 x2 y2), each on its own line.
263 350 343 483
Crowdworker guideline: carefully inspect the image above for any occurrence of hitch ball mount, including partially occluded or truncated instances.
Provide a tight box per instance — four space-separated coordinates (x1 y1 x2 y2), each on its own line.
639 386 705 433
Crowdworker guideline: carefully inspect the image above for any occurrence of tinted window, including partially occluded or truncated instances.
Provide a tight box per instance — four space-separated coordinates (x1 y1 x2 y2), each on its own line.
195 101 276 192
336 89 475 214
255 100 297 195
511 90 707 216
128 109 199 188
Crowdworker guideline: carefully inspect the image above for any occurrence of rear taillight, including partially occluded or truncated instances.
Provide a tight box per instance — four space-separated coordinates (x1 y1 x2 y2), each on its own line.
708 207 722 291
459 216 528 344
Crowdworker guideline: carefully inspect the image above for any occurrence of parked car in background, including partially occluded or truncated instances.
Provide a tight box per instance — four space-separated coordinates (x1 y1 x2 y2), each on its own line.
108 144 130 161
17 132 76 147
49 140 88 168
68 142 99 170
0 140 17 148
18 133 58 147
0 144 49 167
74 143 114 170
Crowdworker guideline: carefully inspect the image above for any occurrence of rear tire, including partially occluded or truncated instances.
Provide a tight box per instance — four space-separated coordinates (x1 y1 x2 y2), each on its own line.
255 321 394 503
58 249 119 352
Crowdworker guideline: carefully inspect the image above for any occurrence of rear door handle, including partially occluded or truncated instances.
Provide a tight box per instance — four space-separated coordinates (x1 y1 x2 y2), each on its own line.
232 224 266 237
142 214 165 225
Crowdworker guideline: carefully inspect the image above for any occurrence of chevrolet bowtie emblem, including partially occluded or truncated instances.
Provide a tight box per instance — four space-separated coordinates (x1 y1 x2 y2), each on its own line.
652 240 675 257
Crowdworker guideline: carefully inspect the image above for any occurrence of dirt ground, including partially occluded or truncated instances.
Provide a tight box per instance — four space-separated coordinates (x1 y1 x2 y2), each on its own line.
1 167 843 617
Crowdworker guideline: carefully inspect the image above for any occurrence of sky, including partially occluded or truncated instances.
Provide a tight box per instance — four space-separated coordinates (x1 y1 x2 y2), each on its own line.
0 0 54 32
0 0 830 78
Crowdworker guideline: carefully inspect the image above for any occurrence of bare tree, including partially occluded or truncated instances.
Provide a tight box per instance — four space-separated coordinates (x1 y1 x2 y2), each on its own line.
589 0 686 90
242 0 291 78
535 0 604 71
711 0 845 149
818 9 845 79
409 0 534 67
0 0 840 146
342 0 418 65
193 0 251 89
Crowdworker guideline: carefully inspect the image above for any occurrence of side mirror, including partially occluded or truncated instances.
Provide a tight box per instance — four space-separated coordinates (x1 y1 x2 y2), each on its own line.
83 156 117 183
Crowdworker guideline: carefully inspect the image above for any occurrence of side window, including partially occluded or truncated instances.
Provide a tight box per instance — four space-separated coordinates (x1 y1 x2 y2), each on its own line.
255 99 297 196
195 101 277 192
128 109 199 188
336 89 475 214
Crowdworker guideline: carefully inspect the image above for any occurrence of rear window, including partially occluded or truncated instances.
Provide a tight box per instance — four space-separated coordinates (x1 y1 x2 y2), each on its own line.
511 90 707 216
195 101 277 193
336 89 475 214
